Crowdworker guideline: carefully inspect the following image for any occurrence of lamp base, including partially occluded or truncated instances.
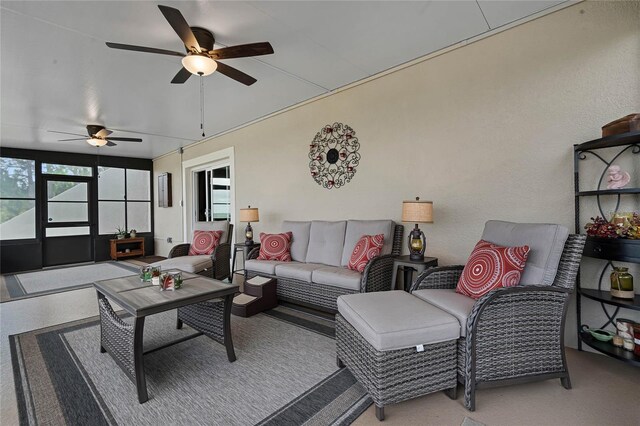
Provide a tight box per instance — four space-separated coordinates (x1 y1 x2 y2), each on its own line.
409 252 425 261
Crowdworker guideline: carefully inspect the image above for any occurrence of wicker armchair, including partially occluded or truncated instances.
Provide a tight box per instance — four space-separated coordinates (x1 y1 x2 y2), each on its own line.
410 234 586 411
167 223 233 280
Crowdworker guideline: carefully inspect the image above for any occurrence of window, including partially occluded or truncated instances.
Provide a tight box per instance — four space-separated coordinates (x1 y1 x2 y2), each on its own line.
42 163 92 176
0 157 36 240
98 167 151 234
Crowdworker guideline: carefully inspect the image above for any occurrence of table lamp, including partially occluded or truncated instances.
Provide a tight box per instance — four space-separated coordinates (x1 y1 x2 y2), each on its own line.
239 206 259 245
401 197 433 261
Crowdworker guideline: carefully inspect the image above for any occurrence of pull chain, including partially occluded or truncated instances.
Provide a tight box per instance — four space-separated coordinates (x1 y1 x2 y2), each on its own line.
200 74 205 137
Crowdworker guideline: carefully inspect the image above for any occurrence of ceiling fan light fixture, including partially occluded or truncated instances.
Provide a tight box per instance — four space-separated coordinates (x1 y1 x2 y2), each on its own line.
182 54 217 76
87 137 107 147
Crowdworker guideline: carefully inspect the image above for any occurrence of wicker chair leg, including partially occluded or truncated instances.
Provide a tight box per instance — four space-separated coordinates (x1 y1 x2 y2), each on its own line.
561 375 572 389
176 318 183 329
337 356 345 368
464 376 476 412
444 384 458 400
375 405 385 421
100 345 106 353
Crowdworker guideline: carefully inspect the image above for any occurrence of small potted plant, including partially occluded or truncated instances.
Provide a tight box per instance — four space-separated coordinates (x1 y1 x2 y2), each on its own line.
130 229 137 238
115 226 127 239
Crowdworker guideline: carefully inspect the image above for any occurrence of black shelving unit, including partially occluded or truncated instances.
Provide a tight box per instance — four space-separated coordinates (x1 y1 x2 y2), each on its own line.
574 130 640 366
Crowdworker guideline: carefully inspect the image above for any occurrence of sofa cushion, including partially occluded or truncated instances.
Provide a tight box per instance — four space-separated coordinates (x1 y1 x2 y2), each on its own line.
305 221 347 266
258 232 292 261
341 220 395 266
151 255 211 274
338 291 460 351
456 240 530 299
481 220 569 286
312 266 362 291
245 259 288 275
412 289 476 337
188 230 223 256
347 234 384 273
282 221 312 262
275 262 324 282
193 220 230 244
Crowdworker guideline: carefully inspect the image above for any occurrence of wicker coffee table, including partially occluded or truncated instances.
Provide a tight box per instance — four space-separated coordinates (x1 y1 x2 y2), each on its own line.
94 274 239 403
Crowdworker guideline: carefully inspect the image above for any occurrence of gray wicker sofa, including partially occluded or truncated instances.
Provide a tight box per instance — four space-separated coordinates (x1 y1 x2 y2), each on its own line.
245 220 404 312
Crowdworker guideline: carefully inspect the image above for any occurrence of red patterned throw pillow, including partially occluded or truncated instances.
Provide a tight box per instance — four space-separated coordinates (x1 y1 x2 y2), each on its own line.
348 234 385 273
257 232 293 261
456 240 530 299
188 230 223 256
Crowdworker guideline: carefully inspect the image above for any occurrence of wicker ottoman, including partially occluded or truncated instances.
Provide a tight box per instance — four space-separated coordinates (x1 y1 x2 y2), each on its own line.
336 291 460 421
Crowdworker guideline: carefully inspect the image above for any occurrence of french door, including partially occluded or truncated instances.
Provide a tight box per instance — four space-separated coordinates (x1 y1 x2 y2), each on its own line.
195 165 231 223
42 176 93 266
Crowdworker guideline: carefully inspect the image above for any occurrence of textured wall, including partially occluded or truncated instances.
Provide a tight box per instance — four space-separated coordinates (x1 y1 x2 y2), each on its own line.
154 1 640 347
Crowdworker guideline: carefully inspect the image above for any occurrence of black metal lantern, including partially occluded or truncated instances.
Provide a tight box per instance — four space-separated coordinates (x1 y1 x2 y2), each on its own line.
401 197 433 261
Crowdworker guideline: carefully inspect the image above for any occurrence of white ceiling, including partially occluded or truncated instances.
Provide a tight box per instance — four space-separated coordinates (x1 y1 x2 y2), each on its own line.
1 1 568 159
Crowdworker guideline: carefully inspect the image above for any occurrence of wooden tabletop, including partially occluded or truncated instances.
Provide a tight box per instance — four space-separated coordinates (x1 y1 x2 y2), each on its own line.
94 275 239 318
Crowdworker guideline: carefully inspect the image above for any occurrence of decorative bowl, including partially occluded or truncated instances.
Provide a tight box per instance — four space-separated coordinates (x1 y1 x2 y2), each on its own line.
585 327 615 342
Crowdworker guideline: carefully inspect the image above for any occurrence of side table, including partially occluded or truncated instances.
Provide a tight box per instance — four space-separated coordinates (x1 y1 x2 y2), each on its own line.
231 242 261 278
391 256 438 292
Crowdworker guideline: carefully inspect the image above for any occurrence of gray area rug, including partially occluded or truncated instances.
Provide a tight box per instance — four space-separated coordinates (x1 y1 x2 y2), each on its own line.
2 262 139 302
10 304 371 425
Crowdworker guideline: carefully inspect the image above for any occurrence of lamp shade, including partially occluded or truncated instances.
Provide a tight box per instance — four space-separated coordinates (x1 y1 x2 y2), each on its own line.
182 54 218 76
402 198 433 223
239 207 259 222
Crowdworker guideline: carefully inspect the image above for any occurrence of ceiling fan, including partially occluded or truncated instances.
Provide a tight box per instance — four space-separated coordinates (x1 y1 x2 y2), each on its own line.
105 5 274 86
49 125 143 147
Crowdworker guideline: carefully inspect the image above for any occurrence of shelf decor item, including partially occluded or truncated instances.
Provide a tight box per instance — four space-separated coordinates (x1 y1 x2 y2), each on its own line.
239 206 259 245
129 229 137 238
115 226 127 240
401 197 433 261
606 165 631 189
601 113 640 137
610 267 634 299
585 212 640 239
308 122 360 189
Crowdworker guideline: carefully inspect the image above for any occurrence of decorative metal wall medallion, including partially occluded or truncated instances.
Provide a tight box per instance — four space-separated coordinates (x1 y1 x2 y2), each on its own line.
308 123 361 189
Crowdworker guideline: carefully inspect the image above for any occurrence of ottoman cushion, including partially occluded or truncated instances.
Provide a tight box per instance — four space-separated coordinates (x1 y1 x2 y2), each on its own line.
337 291 459 351
151 255 211 273
412 289 475 337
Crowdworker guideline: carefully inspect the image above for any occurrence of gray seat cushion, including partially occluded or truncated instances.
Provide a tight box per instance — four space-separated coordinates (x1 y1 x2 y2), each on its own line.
151 255 211 274
412 289 475 337
305 221 346 266
338 291 460 351
340 220 395 266
275 262 324 282
312 266 362 291
245 259 288 275
481 220 569 286
282 221 312 262
193 220 230 244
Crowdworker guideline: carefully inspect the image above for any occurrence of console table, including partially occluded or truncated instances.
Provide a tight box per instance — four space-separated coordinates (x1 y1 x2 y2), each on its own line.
109 237 144 260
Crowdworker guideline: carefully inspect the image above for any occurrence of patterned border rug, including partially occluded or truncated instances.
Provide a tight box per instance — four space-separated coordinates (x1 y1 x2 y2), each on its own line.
1 262 140 303
10 304 371 425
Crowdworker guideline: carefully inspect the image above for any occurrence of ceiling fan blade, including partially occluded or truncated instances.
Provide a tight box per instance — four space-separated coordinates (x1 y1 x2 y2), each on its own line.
209 42 274 60
48 130 86 137
106 141 117 147
215 61 257 86
158 5 201 52
96 128 112 138
58 138 86 142
105 42 185 57
171 67 192 84
106 137 143 142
